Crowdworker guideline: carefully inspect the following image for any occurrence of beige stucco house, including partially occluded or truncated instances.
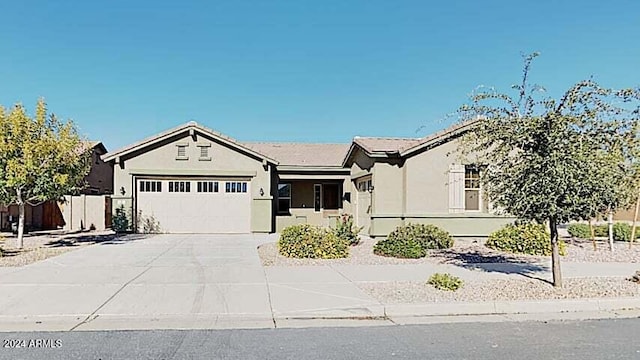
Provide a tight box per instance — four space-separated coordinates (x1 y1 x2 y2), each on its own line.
102 121 513 236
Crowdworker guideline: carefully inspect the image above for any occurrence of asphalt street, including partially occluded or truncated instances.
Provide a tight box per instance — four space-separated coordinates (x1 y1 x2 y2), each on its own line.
1 318 639 360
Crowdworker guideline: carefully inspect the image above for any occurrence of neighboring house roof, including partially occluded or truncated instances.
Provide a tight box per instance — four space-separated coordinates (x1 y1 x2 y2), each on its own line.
243 142 350 167
102 122 279 164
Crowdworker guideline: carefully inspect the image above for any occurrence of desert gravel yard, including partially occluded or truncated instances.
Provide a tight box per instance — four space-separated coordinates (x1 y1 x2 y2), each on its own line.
359 278 640 303
259 235 640 303
0 231 117 267
257 237 640 267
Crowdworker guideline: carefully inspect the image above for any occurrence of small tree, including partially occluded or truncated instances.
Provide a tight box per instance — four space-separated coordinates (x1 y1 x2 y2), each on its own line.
0 99 90 248
458 53 639 287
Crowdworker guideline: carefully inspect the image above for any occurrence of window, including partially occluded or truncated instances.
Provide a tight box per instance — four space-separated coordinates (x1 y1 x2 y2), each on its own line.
176 144 189 160
277 183 291 214
139 181 162 192
322 184 340 210
464 166 481 211
168 181 191 192
225 181 248 193
197 181 219 193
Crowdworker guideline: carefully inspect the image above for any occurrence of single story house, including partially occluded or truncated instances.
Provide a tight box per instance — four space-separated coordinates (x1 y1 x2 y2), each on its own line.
102 121 513 236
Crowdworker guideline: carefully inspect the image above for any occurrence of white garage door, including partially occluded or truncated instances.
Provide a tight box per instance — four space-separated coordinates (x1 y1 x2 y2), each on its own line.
136 179 251 233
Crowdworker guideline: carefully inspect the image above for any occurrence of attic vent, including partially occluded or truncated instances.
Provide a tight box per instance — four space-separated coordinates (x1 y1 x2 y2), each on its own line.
176 143 189 160
197 142 212 161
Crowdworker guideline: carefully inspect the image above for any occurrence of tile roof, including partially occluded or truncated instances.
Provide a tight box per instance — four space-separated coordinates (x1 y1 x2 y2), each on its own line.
352 137 421 154
243 142 351 167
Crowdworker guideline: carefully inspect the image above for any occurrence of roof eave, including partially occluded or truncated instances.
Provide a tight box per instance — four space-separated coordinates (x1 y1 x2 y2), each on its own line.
102 122 280 165
399 120 478 157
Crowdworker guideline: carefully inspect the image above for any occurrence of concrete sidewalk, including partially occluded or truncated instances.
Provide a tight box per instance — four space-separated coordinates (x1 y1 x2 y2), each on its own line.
0 233 638 332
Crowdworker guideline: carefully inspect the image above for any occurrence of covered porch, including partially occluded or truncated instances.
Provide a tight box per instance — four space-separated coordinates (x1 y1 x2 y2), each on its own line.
274 168 352 231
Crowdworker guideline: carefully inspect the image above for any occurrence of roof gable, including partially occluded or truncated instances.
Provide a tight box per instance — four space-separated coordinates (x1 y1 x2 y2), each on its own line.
102 122 278 164
342 120 479 166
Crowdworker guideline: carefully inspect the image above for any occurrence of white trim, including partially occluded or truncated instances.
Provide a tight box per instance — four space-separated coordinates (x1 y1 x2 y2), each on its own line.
463 166 482 212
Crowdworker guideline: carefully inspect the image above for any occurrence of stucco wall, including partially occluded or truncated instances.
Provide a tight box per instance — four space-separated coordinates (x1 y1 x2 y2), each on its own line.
372 159 404 215
350 150 374 178
404 139 460 214
60 195 108 231
370 214 517 237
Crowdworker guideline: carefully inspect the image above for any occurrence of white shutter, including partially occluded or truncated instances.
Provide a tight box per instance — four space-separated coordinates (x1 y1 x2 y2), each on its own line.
448 164 465 213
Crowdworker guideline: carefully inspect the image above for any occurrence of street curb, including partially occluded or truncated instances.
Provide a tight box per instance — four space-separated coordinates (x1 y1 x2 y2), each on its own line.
383 297 640 317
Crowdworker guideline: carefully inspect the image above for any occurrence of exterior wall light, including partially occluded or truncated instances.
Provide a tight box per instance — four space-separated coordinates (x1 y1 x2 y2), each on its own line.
259 188 264 196
120 186 126 196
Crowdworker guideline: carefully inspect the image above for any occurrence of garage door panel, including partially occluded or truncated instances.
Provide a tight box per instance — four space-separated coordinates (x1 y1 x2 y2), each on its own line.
137 179 251 233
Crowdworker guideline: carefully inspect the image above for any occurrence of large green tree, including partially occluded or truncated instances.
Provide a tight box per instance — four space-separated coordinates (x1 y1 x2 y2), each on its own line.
0 99 90 248
458 53 639 287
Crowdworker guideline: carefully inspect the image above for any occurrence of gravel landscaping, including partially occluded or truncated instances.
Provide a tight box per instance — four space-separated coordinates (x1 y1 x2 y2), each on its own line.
257 236 640 266
0 231 118 267
359 277 640 303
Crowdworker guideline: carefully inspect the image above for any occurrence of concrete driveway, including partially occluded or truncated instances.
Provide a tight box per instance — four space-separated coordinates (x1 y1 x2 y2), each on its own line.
0 234 275 330
0 234 381 331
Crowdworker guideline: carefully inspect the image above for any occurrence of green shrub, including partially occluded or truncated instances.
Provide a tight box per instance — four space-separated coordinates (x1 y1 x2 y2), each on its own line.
486 223 566 256
427 273 463 291
567 224 591 239
577 223 639 241
112 205 131 233
611 223 640 242
278 224 349 259
391 223 453 250
332 214 362 246
373 223 453 259
594 225 608 237
374 237 426 258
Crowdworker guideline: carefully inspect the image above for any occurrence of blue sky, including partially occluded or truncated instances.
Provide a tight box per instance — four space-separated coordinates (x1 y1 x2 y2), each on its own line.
1 0 638 150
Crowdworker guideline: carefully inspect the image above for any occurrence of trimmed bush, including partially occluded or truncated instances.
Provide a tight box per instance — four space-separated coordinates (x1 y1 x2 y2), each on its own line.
374 237 426 258
278 224 349 259
374 223 453 258
486 223 566 256
427 273 463 291
332 214 362 246
567 224 591 239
